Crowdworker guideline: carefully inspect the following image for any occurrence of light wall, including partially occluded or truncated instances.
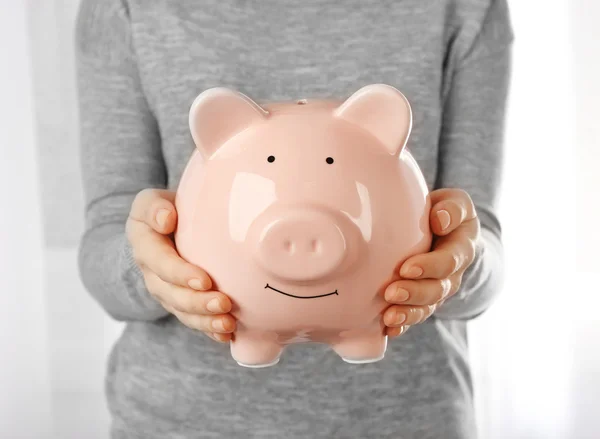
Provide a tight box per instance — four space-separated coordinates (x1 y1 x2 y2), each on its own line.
0 1 52 437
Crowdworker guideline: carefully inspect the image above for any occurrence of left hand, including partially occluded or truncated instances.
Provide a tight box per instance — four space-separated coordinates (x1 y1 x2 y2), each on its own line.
383 188 480 338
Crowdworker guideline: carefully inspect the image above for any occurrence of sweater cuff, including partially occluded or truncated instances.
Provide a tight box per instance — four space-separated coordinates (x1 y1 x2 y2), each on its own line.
434 227 504 321
78 221 170 322
117 232 170 320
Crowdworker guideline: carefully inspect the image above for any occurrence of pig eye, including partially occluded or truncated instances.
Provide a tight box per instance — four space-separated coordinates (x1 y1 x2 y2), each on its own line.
326 157 334 164
267 155 275 163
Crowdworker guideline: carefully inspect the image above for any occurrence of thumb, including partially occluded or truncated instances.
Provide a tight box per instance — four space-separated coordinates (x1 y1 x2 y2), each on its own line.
130 189 178 235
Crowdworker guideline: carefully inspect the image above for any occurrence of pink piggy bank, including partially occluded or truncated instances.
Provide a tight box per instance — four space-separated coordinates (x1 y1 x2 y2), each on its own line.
175 84 432 368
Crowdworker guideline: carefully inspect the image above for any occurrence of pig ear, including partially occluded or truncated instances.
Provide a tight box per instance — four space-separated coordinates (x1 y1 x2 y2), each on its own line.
334 84 412 156
189 88 268 159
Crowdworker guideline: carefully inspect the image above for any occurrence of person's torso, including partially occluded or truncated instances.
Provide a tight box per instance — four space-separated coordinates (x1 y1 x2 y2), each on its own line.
129 0 452 189
109 1 479 437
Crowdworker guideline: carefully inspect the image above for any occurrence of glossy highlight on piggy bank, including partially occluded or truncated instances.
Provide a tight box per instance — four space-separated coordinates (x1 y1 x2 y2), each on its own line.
175 84 432 367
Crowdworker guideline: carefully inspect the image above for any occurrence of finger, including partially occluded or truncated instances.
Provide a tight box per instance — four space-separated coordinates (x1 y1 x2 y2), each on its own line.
213 332 233 342
429 189 477 236
383 304 436 327
205 332 232 343
386 325 410 339
162 301 236 334
129 189 177 235
400 247 460 280
170 290 232 315
434 219 479 253
399 224 477 280
134 226 212 290
384 279 452 305
446 271 464 299
145 271 230 314
178 313 236 334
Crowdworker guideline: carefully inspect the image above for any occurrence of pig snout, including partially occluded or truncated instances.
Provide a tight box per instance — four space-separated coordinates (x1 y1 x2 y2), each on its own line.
255 209 347 282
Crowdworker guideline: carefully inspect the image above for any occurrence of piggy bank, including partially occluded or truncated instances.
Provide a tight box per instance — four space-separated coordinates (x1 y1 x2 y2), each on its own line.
175 84 432 368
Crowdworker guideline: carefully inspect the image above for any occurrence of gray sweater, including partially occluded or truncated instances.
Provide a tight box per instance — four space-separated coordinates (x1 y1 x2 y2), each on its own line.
75 0 513 437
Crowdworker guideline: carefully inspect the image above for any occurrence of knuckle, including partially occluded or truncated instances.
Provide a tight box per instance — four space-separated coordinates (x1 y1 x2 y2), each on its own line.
439 278 452 298
134 189 172 225
426 304 437 318
409 307 425 323
444 190 470 221
132 189 154 213
463 194 475 212
450 275 463 296
416 307 427 323
460 193 476 220
441 250 460 276
453 188 472 205
465 239 478 263
138 188 159 202
448 188 464 198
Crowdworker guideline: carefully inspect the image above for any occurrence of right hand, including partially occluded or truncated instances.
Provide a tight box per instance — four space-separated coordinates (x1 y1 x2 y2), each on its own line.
126 189 236 343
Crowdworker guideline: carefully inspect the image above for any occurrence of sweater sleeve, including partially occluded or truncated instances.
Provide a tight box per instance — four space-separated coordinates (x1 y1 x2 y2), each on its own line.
433 0 514 320
75 0 170 321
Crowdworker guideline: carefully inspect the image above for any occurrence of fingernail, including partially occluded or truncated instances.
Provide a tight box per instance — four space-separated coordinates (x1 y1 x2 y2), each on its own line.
188 278 211 290
437 209 451 231
386 309 406 326
155 209 171 228
386 286 409 302
206 298 223 313
212 318 229 332
395 312 406 325
385 310 397 326
403 266 423 278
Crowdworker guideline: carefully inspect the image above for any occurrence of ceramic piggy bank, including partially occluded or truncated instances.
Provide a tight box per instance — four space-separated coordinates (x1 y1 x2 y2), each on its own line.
175 84 432 368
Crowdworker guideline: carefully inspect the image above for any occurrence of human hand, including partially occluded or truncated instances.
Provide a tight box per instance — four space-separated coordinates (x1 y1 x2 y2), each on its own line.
383 188 480 338
126 189 236 342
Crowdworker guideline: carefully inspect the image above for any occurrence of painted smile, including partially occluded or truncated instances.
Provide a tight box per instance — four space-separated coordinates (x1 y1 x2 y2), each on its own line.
265 283 338 299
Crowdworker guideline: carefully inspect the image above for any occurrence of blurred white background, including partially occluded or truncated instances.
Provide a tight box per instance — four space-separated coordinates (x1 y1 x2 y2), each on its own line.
1 0 598 438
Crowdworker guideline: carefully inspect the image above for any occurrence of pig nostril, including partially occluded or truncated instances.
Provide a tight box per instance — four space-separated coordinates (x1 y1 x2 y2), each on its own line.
283 240 295 254
310 239 321 254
